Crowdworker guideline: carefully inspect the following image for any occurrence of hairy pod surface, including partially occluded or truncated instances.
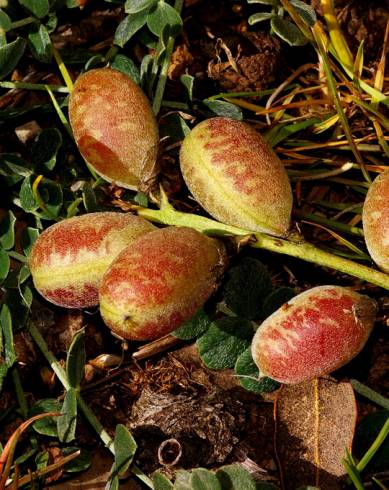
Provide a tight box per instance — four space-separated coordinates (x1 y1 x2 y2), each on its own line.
252 285 376 384
69 68 159 190
99 226 226 341
362 170 389 273
29 212 156 308
180 117 293 236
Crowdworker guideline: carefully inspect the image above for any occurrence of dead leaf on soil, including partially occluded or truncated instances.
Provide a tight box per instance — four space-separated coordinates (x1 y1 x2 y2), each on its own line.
275 377 357 490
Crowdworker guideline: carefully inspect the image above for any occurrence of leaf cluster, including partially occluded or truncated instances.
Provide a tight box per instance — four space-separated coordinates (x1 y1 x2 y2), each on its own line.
174 257 296 394
247 0 316 46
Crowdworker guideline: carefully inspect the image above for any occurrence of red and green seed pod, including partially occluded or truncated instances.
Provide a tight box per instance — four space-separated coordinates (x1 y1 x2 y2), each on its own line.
180 117 293 237
362 170 389 273
99 226 226 340
252 285 376 384
29 212 156 308
69 68 159 190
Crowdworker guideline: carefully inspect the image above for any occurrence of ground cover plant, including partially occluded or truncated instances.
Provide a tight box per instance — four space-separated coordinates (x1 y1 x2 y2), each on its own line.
0 0 389 488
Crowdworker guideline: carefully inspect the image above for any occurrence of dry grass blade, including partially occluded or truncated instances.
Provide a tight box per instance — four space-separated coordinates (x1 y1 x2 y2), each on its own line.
0 413 61 489
6 451 81 489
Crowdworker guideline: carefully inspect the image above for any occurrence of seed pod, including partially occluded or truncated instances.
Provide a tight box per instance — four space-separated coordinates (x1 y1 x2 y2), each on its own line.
362 170 389 273
99 226 226 340
252 285 376 384
69 68 159 190
29 212 156 308
180 117 293 236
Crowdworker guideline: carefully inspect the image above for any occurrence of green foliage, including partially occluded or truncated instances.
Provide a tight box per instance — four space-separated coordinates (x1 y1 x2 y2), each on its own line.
224 258 273 320
31 399 62 436
153 465 280 490
0 304 16 390
202 99 243 120
57 388 78 442
19 0 50 18
354 411 389 470
0 38 26 80
0 210 16 250
63 447 92 472
28 22 52 63
111 54 141 84
247 0 316 46
235 347 280 393
106 424 137 489
173 308 211 340
197 317 253 369
66 329 86 389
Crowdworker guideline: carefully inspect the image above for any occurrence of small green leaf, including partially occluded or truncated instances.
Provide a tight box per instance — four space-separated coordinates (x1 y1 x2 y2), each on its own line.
174 470 192 490
147 2 182 37
19 0 49 18
21 227 40 256
140 53 153 90
125 0 156 13
111 54 140 84
0 210 16 250
112 424 137 477
290 0 317 27
134 191 148 207
0 154 33 179
248 12 273 25
63 447 92 473
0 10 11 32
114 11 148 48
31 399 62 436
180 74 194 101
35 451 49 470
224 258 273 320
173 308 211 340
235 347 280 393
0 38 26 80
37 177 64 219
0 250 10 282
1 304 16 367
57 387 77 442
32 128 62 171
216 464 257 490
261 287 295 319
19 176 39 213
191 468 221 490
354 411 389 470
66 329 86 389
28 22 53 63
153 472 174 490
202 100 243 120
265 117 320 147
197 317 253 370
270 17 308 46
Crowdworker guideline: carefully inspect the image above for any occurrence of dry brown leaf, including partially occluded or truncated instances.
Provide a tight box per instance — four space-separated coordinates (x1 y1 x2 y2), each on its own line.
275 377 357 490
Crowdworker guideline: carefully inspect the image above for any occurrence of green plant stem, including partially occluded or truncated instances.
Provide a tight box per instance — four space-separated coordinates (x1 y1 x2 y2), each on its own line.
10 17 36 30
342 458 365 490
357 416 389 472
152 0 184 114
28 323 154 489
0 81 69 93
350 379 389 410
11 367 28 418
136 193 389 290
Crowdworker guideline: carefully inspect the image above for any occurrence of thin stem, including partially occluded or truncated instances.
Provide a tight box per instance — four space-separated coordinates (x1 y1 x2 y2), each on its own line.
136 193 389 290
45 85 73 139
52 46 74 92
0 81 69 93
28 323 154 489
350 379 389 410
11 368 28 419
357 417 389 472
10 17 35 30
152 0 184 114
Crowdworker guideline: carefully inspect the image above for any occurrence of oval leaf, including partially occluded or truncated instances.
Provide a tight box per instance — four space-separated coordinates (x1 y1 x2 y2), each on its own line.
202 99 243 120
112 424 137 477
32 128 62 171
197 317 253 370
19 0 49 18
0 210 16 250
0 38 26 80
270 17 308 46
235 347 280 393
191 468 221 490
57 387 78 442
28 22 53 63
66 329 86 389
147 2 182 37
173 308 211 340
114 11 148 48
